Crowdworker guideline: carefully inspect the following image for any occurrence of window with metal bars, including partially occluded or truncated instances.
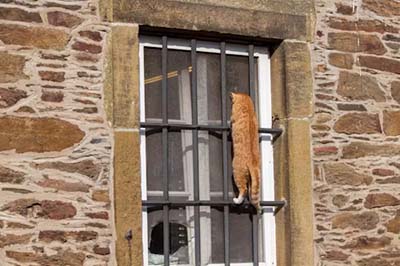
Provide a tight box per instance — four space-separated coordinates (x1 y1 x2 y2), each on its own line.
139 35 284 266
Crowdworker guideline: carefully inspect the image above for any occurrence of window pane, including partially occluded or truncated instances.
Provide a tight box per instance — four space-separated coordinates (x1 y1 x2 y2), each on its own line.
197 52 221 123
167 49 192 122
144 48 192 122
147 205 194 265
146 131 189 193
144 48 162 119
210 207 264 263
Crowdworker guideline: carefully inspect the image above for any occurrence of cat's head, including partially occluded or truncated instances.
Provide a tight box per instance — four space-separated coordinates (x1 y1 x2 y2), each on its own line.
230 92 249 103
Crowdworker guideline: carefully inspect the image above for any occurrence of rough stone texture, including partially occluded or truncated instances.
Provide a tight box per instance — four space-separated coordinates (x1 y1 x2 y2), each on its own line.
328 32 387 55
79 30 103 42
0 116 85 153
312 0 400 265
0 7 42 23
47 11 83 28
31 160 101 179
37 178 90 192
333 113 381 134
324 163 373 186
391 81 400 103
342 142 400 159
39 71 65 82
383 111 400 136
39 230 97 242
72 41 102 54
2 199 77 219
0 52 28 83
0 1 113 265
359 55 400 75
93 245 111 255
364 193 400 209
337 71 385 102
0 24 69 50
328 17 398 34
111 0 315 41
328 52 354 69
332 211 379 230
0 233 32 248
6 250 86 266
0 88 27 108
386 211 400 234
343 236 391 250
0 166 25 184
373 168 394 176
363 0 400 17
41 90 64 103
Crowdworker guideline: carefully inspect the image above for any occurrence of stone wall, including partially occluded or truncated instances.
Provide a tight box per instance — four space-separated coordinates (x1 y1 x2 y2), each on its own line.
0 0 113 265
312 0 400 265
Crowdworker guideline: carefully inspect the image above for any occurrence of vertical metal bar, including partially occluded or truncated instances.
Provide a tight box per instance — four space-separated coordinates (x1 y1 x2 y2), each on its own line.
249 44 259 266
162 36 170 266
191 39 201 266
249 44 256 103
252 215 259 266
220 41 230 266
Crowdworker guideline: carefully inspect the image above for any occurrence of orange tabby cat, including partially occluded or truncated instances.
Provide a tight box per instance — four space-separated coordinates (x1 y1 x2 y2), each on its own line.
231 92 261 212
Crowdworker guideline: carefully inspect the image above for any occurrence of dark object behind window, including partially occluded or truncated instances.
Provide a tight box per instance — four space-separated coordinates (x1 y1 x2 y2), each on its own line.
149 222 188 255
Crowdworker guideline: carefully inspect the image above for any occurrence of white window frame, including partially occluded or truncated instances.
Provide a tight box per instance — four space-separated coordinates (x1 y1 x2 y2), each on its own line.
139 36 276 266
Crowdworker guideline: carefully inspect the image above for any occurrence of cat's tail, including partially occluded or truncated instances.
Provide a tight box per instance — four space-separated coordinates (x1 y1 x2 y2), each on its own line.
249 165 261 213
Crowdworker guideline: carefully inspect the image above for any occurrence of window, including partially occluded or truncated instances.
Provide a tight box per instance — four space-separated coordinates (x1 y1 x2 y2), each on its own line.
139 35 284 266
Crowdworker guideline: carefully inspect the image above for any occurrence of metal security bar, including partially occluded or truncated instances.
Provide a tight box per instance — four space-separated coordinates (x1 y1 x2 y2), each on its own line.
161 36 170 266
221 41 230 266
141 36 285 266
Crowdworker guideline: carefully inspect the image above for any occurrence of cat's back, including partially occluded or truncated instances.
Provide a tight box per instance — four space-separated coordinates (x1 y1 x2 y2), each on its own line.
231 93 260 165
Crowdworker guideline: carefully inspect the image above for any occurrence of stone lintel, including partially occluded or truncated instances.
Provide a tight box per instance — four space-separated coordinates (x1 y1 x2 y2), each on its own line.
104 0 315 42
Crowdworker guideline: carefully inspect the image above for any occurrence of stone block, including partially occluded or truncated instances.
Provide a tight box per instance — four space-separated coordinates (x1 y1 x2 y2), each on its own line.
337 71 385 102
328 32 386 55
359 55 400 75
0 24 69 50
47 11 83 28
342 142 400 159
114 131 143 266
328 52 354 69
332 211 379 230
111 25 139 128
287 119 313 266
363 0 400 16
334 113 381 134
0 52 28 83
383 111 400 136
324 163 373 185
0 7 41 22
283 41 313 118
0 116 84 153
364 193 400 209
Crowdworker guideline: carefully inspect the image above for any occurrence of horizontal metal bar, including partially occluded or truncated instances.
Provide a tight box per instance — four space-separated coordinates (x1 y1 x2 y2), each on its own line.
142 200 286 208
140 122 283 135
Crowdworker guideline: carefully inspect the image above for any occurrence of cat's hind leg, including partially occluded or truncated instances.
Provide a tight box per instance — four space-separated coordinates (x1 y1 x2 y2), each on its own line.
233 168 248 205
233 194 245 204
